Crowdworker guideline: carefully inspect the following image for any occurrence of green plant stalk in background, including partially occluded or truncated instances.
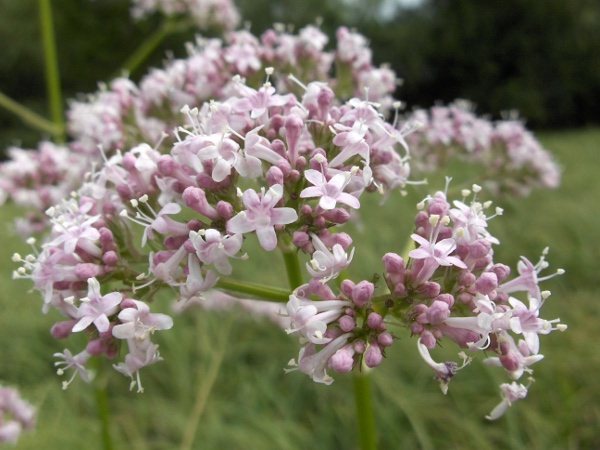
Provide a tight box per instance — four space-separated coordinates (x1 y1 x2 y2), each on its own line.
0 91 63 137
114 18 194 79
38 0 65 143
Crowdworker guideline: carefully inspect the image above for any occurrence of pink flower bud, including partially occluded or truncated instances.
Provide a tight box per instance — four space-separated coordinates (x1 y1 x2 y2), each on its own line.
295 156 307 171
458 271 476 286
313 216 326 228
266 166 284 186
99 227 116 251
75 263 105 280
354 340 366 354
322 208 351 224
270 139 287 158
411 323 424 334
435 293 455 307
341 279 356 298
475 272 498 295
270 114 284 132
102 251 119 266
51 320 77 339
329 348 354 373
420 330 437 349
120 298 137 310
458 292 473 304
378 332 394 347
86 339 107 356
426 300 451 324
364 343 383 368
277 159 292 177
500 353 521 372
469 239 491 259
183 187 219 220
367 312 383 330
339 315 356 332
352 281 374 308
490 263 511 283
216 201 234 220
292 231 310 248
418 281 441 298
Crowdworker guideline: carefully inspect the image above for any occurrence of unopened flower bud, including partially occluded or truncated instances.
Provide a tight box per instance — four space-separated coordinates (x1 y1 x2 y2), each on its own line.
329 348 354 373
367 312 383 330
266 166 284 186
341 279 356 298
378 332 394 347
51 320 77 339
354 340 366 354
352 281 374 308
339 315 356 332
475 272 498 295
365 343 383 368
86 339 107 356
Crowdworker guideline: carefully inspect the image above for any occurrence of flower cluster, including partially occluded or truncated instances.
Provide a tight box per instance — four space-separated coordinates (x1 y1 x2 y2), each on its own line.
130 0 240 31
406 100 561 196
1 25 399 234
2 20 566 421
10 58 412 391
284 182 565 419
0 385 35 445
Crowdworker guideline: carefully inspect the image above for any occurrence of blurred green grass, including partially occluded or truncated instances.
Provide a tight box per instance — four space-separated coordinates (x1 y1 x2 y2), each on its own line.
1 128 599 449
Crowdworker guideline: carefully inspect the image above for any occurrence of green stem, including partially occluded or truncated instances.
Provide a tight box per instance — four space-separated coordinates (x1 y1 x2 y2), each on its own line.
38 0 65 143
0 91 63 136
353 372 377 450
215 277 290 302
114 19 192 79
281 249 303 290
94 376 114 450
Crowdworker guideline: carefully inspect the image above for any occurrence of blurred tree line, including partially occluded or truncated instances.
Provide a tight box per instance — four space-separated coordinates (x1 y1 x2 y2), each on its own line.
1 0 598 151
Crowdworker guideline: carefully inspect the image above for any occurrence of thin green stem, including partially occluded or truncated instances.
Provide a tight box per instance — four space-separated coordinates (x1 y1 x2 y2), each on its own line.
281 249 303 290
94 372 114 450
215 277 290 302
38 0 65 142
353 372 377 450
0 91 63 136
114 18 192 79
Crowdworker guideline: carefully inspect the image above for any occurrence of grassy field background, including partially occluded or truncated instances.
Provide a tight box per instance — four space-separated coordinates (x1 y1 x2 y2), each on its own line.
1 128 599 449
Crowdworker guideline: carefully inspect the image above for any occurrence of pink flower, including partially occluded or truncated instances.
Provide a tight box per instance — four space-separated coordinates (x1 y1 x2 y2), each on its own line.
486 382 529 420
409 233 467 283
300 169 360 210
286 333 353 385
306 233 354 282
112 299 173 342
189 229 244 275
226 184 297 251
72 278 122 333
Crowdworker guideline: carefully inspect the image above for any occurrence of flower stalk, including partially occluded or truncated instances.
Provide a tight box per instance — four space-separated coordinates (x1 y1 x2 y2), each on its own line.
38 0 65 142
354 372 377 450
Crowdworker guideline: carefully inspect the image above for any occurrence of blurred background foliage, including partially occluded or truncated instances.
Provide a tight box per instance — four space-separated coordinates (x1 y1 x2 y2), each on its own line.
1 0 599 152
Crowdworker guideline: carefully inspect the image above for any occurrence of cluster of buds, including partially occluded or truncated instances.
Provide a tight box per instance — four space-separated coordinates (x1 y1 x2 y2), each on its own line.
406 100 561 196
